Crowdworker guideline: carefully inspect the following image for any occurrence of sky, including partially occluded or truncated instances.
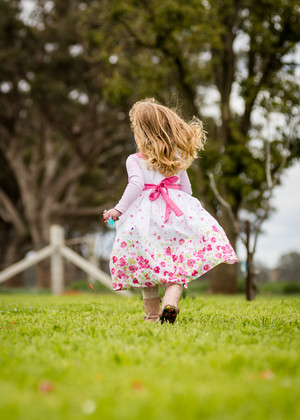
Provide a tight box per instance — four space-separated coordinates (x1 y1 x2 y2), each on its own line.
237 162 300 268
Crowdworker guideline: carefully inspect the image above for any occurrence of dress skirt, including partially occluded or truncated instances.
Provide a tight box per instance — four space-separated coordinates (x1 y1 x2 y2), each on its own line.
110 188 238 291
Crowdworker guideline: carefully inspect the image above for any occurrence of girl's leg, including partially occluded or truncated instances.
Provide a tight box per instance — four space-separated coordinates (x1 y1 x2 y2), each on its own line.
142 286 161 322
142 286 159 299
159 283 183 324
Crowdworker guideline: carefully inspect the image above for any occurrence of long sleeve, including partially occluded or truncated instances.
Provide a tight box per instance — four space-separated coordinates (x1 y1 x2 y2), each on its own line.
115 155 144 214
180 170 192 195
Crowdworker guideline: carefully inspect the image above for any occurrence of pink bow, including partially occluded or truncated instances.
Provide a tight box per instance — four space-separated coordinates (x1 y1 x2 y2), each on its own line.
143 176 183 223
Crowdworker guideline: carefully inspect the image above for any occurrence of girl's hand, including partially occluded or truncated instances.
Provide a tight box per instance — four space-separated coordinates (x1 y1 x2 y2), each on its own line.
103 208 122 222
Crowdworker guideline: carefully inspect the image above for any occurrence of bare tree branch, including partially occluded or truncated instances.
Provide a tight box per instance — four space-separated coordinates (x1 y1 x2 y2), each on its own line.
252 200 272 256
273 137 291 186
0 188 26 234
43 157 88 211
208 172 240 235
265 140 273 189
52 204 115 217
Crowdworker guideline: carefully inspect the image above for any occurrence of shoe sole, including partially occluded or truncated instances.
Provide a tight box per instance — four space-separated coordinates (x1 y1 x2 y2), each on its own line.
160 305 179 324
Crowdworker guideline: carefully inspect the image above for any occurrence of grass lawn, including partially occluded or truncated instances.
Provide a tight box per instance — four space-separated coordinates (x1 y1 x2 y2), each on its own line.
0 293 299 420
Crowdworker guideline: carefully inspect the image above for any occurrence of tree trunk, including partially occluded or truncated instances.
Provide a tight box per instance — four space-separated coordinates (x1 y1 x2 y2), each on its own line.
245 220 256 301
1 228 25 287
209 212 238 293
36 260 51 289
32 219 51 289
209 262 238 294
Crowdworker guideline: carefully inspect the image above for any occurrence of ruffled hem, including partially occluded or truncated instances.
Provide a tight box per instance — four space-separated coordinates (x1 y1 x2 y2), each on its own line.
112 255 238 291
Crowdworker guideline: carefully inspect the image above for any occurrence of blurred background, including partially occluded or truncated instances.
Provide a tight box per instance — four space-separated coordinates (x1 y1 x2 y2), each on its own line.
0 0 299 296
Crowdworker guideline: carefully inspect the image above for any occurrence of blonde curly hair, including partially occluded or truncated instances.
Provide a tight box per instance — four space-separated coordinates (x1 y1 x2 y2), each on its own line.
129 98 206 176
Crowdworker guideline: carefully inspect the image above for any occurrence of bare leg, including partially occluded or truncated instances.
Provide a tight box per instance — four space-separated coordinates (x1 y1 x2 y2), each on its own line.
142 286 159 299
159 283 183 324
142 286 161 322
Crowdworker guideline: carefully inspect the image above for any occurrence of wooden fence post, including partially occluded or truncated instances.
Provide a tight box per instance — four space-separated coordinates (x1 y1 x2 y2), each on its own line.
50 225 64 295
245 220 255 301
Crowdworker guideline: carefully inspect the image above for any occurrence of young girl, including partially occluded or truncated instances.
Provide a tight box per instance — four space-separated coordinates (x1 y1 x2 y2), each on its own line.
103 98 238 324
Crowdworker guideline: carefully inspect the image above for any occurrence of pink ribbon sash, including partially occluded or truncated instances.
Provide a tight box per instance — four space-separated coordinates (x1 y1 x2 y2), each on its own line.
143 176 184 223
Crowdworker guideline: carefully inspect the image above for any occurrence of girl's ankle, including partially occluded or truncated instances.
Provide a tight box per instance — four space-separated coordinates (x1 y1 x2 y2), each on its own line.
161 283 183 310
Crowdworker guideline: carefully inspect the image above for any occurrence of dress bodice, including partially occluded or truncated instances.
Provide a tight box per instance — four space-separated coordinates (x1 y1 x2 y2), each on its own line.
136 155 181 185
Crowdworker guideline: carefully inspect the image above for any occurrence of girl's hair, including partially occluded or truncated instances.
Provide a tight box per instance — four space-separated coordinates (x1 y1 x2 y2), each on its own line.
129 98 206 176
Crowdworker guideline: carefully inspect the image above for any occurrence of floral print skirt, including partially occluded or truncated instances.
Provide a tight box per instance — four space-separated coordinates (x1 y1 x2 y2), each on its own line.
110 190 238 291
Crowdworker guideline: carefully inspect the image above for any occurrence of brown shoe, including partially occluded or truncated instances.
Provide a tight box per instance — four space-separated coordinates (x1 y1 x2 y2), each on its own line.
143 296 161 322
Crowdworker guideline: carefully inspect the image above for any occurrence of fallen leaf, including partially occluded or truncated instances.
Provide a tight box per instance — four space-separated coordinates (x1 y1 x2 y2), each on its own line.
131 380 144 390
39 380 55 392
260 370 275 380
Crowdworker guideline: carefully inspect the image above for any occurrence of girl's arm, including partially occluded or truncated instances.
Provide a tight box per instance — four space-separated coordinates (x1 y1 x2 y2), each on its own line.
180 171 192 195
103 155 144 220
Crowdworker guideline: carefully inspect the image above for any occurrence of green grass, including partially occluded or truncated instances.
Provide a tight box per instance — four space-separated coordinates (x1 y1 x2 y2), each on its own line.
0 294 299 420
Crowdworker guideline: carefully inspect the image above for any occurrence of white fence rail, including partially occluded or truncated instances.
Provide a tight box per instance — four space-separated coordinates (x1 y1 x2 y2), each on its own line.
0 225 130 296
0 246 53 284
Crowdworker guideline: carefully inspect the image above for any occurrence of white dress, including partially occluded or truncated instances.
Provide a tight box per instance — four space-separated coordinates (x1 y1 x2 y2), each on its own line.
110 153 238 291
